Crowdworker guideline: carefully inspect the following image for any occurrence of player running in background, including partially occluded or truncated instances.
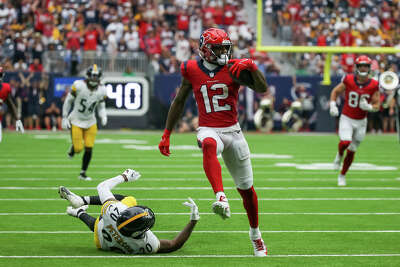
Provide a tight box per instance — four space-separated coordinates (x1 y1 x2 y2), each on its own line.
0 66 24 142
329 55 380 186
58 169 199 254
158 28 268 256
62 64 108 181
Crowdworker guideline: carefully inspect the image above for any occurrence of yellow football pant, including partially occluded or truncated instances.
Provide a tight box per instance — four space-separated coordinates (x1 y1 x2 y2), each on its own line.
71 124 97 153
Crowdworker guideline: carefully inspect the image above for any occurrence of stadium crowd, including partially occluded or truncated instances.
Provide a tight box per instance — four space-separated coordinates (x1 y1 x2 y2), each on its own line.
0 0 398 133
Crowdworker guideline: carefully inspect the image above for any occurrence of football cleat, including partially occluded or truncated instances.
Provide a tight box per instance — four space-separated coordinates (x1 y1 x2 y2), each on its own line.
333 153 342 170
58 186 85 208
212 198 231 219
66 205 88 218
338 174 346 186
251 237 268 257
78 173 92 181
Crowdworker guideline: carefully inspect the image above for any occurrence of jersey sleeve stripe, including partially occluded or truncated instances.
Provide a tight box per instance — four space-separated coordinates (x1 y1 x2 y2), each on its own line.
100 200 116 215
117 212 148 230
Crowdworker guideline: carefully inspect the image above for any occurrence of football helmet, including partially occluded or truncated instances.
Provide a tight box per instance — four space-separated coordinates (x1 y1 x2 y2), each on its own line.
86 64 102 88
199 28 232 65
355 55 372 77
116 205 155 238
0 66 4 82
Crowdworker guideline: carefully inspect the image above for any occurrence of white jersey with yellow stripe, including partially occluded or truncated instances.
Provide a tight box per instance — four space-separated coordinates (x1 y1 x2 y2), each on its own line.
94 201 160 254
68 79 107 129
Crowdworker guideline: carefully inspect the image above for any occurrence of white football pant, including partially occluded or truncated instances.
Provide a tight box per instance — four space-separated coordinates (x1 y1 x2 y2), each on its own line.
338 114 367 151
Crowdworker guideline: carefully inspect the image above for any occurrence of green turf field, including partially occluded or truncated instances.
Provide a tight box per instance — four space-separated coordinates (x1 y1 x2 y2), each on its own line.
0 130 399 266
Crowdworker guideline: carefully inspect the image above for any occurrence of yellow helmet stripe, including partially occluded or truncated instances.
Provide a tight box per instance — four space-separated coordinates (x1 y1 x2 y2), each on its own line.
93 64 98 72
117 211 148 230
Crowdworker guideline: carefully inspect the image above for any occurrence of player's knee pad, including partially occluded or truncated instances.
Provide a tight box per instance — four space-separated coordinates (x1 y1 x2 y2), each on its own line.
348 140 361 151
236 176 253 190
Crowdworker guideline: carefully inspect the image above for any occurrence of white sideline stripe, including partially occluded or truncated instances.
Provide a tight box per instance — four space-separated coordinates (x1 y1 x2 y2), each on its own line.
2 198 400 201
1 170 397 175
1 254 400 258
1 230 400 234
1 177 398 182
1 212 400 216
1 186 400 190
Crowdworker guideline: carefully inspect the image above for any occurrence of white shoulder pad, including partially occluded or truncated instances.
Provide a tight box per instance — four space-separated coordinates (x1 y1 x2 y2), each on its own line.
71 79 86 95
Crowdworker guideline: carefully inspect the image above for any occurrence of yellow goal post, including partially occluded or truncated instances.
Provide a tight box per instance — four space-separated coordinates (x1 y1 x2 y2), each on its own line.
256 0 400 85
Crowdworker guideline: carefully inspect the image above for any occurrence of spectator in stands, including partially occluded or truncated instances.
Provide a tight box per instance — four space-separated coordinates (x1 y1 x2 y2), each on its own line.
29 58 44 73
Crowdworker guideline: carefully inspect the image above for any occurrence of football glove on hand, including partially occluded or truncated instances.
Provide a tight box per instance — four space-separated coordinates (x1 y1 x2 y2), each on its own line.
359 98 374 112
62 117 71 129
158 129 171 156
101 116 107 126
122 169 141 182
15 120 24 133
183 197 200 221
228 58 257 78
329 101 339 117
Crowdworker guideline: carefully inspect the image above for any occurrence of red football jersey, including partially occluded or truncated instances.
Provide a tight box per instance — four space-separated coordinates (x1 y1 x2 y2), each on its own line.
0 82 11 121
341 74 379 119
181 60 240 127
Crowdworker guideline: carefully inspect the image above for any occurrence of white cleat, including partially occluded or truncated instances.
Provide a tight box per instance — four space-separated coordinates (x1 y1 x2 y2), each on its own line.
122 169 141 182
59 186 85 208
338 174 346 186
212 200 231 219
333 153 342 170
66 205 88 218
251 238 268 257
78 174 92 181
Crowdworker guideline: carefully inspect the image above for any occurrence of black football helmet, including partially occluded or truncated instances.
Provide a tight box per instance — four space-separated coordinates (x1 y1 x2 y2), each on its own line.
116 205 155 238
86 64 102 88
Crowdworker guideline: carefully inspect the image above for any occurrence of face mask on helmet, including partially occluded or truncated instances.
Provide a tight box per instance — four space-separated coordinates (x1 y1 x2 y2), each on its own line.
356 63 370 78
199 28 232 66
86 64 102 88
117 206 155 238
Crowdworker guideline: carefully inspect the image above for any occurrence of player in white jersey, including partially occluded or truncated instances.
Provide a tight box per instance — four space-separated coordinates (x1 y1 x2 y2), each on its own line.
62 64 108 181
58 169 199 254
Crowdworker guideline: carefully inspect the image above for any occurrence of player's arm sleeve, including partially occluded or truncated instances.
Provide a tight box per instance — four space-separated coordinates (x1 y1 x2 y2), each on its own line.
97 174 131 204
62 83 78 117
97 100 106 118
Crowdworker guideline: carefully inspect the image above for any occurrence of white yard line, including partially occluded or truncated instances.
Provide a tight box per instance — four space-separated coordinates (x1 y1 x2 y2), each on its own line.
0 177 398 181
0 186 399 190
0 254 400 258
1 198 400 201
0 230 400 234
0 212 399 216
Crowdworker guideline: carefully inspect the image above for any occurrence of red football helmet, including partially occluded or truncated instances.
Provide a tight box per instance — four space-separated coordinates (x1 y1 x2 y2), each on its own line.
355 55 372 77
199 28 232 65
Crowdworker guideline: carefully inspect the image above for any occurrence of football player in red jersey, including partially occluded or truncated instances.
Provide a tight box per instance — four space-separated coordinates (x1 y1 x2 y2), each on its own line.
158 28 268 256
329 55 380 186
0 67 24 142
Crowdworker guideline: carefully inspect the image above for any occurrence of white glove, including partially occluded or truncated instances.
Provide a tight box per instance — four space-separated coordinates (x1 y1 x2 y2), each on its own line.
15 120 24 133
359 98 374 112
329 101 339 117
122 169 141 182
183 197 200 221
101 116 107 126
62 117 71 129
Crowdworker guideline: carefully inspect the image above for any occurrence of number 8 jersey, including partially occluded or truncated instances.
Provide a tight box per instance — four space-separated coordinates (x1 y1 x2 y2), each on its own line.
181 60 240 127
69 80 107 128
95 201 160 254
341 74 379 120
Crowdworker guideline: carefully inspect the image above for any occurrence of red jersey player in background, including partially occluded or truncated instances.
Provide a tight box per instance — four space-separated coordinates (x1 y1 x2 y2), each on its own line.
329 55 380 186
158 28 268 256
0 67 24 142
